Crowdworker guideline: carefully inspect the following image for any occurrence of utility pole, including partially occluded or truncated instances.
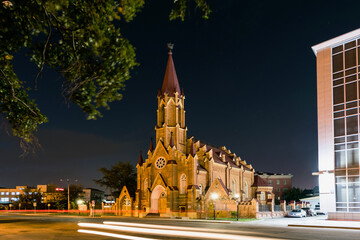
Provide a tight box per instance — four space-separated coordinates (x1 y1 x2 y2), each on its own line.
60 178 77 212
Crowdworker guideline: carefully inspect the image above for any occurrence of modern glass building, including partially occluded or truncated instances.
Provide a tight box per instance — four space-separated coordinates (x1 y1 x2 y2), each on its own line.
313 29 360 220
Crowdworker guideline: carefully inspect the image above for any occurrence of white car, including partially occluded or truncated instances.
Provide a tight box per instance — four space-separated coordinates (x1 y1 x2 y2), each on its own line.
287 209 307 218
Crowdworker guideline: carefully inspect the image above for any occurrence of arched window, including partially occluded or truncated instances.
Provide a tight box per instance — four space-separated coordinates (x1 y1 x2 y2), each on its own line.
199 184 203 195
123 196 130 206
260 192 265 201
232 179 236 196
180 174 187 194
244 182 248 199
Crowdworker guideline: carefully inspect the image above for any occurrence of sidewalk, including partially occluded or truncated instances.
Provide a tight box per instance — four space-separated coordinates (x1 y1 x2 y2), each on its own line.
288 217 360 230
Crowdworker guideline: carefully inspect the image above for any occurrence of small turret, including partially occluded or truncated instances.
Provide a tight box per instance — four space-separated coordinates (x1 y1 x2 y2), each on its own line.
138 150 143 166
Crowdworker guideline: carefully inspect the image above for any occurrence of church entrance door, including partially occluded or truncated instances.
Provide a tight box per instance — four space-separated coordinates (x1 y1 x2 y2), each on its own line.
151 185 166 213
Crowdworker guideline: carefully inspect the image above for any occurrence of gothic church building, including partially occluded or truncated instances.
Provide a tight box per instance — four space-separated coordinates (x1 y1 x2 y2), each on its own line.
134 47 257 218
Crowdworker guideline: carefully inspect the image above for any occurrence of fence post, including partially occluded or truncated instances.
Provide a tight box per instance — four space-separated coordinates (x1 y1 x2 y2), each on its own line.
289 200 295 210
280 200 286 212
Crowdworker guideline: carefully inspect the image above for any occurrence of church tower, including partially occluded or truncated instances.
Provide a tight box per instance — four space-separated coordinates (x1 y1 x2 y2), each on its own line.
155 44 187 154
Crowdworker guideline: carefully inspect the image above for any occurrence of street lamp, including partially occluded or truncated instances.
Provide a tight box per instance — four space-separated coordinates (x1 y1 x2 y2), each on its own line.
211 193 218 220
234 193 240 221
60 178 77 212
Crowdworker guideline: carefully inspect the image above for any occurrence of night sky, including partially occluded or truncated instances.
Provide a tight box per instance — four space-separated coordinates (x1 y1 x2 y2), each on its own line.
1 0 360 191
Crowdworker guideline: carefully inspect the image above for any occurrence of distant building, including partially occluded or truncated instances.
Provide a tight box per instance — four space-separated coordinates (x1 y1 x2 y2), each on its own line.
0 185 47 204
312 29 360 219
83 188 104 204
303 186 320 198
255 172 293 201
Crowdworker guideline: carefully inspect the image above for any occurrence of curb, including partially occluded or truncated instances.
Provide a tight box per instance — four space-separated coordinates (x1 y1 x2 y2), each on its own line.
288 224 360 230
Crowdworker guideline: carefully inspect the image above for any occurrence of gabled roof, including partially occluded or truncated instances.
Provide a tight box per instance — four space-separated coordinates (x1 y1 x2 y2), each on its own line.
160 49 181 97
196 140 252 171
150 173 167 191
252 176 271 187
204 177 231 201
217 177 230 195
118 185 133 199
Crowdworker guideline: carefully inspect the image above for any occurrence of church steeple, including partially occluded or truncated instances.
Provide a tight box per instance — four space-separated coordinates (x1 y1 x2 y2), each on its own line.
155 44 187 154
160 43 181 97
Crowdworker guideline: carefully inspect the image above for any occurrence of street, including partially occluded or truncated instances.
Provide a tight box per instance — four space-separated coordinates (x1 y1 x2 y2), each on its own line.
0 214 359 240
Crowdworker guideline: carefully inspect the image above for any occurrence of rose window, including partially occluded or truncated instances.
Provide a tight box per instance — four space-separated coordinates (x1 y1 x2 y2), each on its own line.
155 157 166 169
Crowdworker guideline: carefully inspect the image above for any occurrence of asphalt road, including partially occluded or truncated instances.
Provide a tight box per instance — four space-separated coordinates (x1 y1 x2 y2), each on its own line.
0 214 359 240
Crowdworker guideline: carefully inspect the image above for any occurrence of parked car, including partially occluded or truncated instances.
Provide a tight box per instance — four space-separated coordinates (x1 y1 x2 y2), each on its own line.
315 210 327 215
314 205 327 215
287 209 307 218
301 207 317 216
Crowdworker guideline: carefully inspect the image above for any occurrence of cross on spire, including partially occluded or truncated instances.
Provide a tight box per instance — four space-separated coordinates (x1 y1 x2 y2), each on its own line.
167 42 174 53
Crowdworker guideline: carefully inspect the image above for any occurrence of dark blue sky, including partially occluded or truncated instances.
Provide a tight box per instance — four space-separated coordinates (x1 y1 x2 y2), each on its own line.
1 0 360 190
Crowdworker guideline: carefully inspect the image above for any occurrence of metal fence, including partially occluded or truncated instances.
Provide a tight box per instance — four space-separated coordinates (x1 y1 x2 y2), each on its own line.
274 205 282 212
259 204 270 212
286 205 292 211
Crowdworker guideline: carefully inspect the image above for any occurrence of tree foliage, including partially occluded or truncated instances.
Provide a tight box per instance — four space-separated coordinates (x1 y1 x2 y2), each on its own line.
283 187 305 202
18 187 44 209
94 161 136 198
0 0 210 149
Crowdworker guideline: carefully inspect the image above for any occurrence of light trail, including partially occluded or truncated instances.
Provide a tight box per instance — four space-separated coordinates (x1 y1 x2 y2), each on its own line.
78 222 273 240
103 221 255 235
78 229 158 240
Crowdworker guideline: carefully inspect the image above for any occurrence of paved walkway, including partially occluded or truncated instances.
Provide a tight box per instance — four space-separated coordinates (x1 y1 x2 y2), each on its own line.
287 217 360 230
240 215 360 230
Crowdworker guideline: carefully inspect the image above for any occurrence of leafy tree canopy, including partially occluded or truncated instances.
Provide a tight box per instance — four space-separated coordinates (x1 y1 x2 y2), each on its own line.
0 0 210 149
18 186 43 209
94 161 136 198
283 187 305 202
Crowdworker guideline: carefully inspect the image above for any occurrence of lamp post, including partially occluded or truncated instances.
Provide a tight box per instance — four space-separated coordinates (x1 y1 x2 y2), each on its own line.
211 193 218 220
60 178 77 212
234 193 240 221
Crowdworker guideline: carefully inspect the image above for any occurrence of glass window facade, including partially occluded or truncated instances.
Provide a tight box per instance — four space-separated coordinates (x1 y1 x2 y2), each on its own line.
333 40 360 212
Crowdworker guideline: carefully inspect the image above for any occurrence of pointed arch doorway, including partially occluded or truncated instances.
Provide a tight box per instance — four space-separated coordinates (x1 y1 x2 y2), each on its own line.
151 185 166 213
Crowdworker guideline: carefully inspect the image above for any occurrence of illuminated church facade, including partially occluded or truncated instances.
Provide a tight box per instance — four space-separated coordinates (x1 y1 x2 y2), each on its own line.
132 46 262 218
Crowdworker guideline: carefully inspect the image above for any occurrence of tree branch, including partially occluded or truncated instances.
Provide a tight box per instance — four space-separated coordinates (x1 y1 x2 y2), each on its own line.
0 69 38 116
34 6 52 90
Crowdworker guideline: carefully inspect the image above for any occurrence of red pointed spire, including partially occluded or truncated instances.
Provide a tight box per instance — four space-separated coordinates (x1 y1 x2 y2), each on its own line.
149 137 154 152
138 150 143 166
160 43 181 97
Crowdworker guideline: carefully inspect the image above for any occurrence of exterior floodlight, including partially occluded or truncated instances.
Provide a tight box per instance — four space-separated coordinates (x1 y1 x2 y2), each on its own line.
234 193 241 221
211 193 218 200
211 193 218 220
77 200 84 205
